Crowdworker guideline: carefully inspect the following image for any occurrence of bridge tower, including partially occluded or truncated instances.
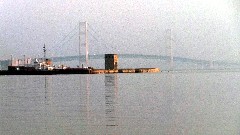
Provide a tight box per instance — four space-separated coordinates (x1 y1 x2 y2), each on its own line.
79 21 89 67
166 29 174 70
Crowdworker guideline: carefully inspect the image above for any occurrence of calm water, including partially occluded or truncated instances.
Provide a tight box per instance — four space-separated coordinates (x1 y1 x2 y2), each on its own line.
1 71 240 135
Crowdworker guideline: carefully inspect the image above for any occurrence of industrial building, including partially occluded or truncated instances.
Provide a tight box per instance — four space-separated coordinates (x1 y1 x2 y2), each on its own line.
105 54 118 70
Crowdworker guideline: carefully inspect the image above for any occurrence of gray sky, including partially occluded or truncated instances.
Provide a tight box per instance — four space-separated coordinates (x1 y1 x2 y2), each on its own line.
1 0 240 62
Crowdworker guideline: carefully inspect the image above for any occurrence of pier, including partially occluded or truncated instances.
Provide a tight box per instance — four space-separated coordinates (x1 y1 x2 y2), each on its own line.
0 54 160 75
92 68 160 74
0 67 160 75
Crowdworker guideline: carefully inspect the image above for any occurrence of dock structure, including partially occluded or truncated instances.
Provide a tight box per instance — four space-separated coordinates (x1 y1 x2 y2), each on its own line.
0 67 160 75
92 68 160 74
0 54 160 75
92 54 160 74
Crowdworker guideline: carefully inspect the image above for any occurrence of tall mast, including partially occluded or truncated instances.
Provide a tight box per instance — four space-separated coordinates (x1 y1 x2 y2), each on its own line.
42 44 47 70
43 44 46 60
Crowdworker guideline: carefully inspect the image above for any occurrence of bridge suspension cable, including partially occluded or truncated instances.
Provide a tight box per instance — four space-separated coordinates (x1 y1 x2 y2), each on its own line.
51 24 79 56
87 24 113 53
50 22 113 65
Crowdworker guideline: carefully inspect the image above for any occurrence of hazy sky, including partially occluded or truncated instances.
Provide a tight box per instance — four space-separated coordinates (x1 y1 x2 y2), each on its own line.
1 0 240 62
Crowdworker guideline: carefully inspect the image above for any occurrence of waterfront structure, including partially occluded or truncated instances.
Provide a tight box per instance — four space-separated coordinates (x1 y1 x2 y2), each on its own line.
105 54 118 70
0 53 160 75
0 22 160 75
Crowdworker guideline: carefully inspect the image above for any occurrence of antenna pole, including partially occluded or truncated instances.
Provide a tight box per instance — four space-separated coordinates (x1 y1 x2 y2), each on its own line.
43 44 46 60
43 44 46 70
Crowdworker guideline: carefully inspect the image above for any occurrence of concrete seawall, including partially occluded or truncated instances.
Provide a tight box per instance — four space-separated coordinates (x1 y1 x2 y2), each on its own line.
92 68 160 74
0 67 160 75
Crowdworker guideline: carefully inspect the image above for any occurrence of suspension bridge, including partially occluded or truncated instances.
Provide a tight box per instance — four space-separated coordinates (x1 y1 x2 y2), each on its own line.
1 21 240 70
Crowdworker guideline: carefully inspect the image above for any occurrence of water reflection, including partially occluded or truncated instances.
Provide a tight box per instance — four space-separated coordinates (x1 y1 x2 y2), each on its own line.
104 74 119 135
44 76 50 133
81 75 91 134
164 72 176 134
43 75 77 135
44 76 52 106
